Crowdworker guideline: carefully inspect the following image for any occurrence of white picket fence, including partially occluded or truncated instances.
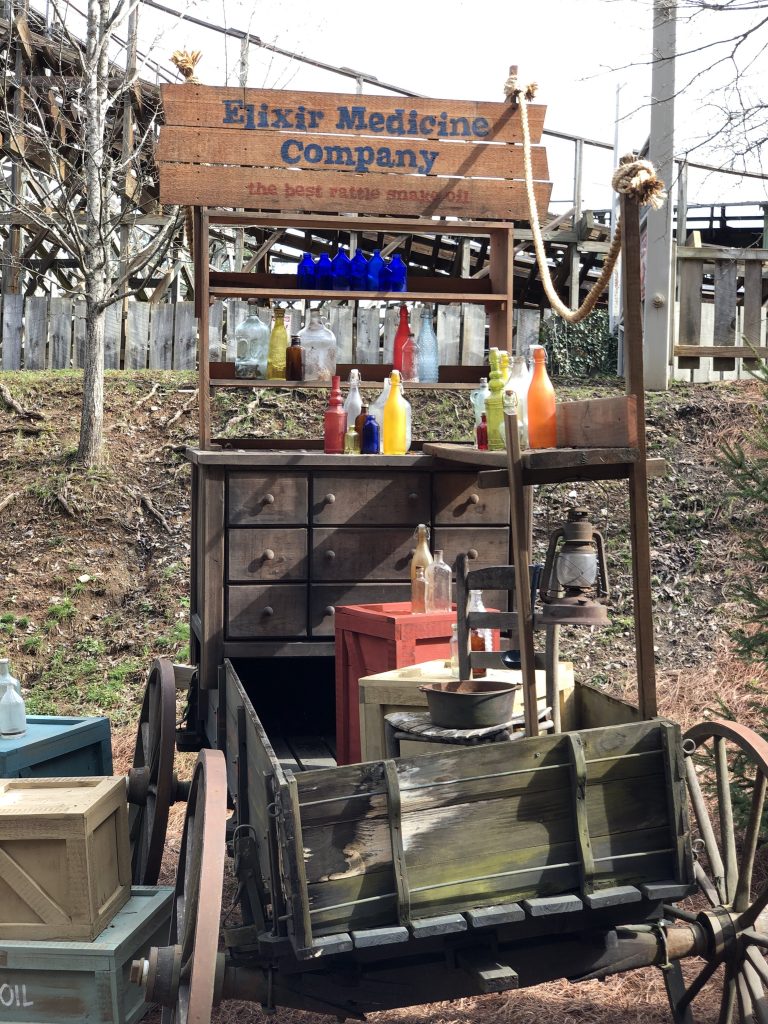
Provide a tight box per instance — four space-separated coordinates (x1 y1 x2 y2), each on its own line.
0 295 546 371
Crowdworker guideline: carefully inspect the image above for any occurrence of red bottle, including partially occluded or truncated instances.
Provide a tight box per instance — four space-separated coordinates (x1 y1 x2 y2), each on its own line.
392 305 410 373
476 412 489 451
323 375 346 454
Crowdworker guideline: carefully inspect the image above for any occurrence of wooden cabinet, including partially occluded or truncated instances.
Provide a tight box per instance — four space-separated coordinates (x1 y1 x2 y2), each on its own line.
189 451 510 682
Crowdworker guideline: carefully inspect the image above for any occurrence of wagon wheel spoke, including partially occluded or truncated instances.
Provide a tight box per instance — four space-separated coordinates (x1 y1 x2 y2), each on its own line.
737 967 756 1024
719 964 737 1024
742 958 768 1024
677 956 722 1016
686 751 727 905
715 736 740 906
736 774 767 914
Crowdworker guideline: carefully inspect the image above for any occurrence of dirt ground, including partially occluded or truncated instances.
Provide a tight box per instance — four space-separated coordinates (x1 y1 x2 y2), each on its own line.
1 369 766 1024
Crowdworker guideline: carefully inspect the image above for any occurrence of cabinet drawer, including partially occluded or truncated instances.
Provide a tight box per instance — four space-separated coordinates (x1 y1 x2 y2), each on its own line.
434 472 509 525
433 527 510 571
228 528 308 581
312 528 415 581
312 472 430 525
310 583 411 637
227 585 307 638
228 472 308 525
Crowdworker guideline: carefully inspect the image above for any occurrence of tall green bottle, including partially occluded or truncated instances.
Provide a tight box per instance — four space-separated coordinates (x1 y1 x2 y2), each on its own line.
485 347 505 452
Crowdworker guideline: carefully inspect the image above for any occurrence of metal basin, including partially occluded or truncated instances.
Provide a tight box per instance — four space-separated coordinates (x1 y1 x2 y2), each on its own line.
418 679 516 730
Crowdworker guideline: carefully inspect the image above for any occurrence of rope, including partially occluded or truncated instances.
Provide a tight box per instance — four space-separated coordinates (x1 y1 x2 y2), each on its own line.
507 81 667 325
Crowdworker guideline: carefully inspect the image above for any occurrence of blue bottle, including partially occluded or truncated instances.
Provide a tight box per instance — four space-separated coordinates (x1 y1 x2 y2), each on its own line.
297 253 315 290
361 414 381 454
331 249 352 290
350 250 368 290
367 249 385 290
380 260 393 291
388 254 407 292
315 252 333 290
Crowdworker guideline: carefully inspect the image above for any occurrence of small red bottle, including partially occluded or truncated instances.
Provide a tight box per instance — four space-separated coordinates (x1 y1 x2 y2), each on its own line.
323 375 347 454
476 412 489 451
392 304 410 373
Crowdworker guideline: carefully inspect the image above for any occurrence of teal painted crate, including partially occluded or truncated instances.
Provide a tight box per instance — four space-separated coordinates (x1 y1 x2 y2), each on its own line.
0 886 173 1023
0 716 112 778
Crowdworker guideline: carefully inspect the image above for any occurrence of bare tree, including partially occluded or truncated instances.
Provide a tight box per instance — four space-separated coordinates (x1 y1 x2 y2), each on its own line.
0 0 183 465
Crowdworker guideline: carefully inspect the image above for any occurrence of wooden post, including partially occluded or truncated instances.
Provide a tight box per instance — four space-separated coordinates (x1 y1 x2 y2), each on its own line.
569 138 583 308
119 3 139 368
196 207 211 447
621 194 657 719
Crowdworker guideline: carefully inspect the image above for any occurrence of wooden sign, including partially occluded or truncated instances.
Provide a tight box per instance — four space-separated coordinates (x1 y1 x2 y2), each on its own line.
159 85 551 221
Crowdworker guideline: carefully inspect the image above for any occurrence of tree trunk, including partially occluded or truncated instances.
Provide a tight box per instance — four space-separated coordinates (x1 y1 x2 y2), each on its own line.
78 296 106 464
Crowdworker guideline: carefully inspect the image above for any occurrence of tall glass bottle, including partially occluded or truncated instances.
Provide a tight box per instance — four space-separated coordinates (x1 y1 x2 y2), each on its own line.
369 377 390 450
350 250 368 290
485 348 506 452
315 252 333 289
411 523 433 585
426 550 452 613
0 682 25 736
285 335 303 381
234 303 269 379
392 304 410 373
367 249 385 290
470 377 490 426
476 412 489 451
323 375 346 454
401 332 419 382
416 306 439 383
527 345 557 449
343 369 362 429
411 565 427 614
0 659 19 702
382 369 408 455
504 355 530 447
388 254 407 292
297 253 316 290
331 249 352 290
266 307 288 379
299 312 336 383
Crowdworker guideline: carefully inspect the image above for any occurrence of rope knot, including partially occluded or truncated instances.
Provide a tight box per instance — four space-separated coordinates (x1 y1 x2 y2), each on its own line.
612 155 667 210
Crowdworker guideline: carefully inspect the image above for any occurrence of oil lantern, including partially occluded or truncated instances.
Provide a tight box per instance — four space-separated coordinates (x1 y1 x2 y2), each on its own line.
538 507 610 625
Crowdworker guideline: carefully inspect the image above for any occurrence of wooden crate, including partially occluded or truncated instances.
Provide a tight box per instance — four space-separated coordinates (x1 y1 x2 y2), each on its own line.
335 602 463 764
358 659 576 761
0 716 112 779
0 777 131 940
0 885 173 1024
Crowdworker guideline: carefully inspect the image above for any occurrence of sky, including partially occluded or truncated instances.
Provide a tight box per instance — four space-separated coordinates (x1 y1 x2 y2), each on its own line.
99 0 768 214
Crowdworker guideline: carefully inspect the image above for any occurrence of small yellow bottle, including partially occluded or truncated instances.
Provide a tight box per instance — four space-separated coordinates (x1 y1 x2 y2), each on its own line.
382 369 408 455
266 308 288 379
485 348 505 451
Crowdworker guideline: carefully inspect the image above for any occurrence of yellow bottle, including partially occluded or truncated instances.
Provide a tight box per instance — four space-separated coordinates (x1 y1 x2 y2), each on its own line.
266 308 288 379
485 348 505 452
382 369 408 455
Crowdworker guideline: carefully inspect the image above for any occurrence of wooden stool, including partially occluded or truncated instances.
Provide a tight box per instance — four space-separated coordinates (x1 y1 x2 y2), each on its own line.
384 707 553 758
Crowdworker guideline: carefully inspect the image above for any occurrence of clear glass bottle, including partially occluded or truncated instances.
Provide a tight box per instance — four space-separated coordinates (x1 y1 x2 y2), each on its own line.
331 249 352 290
350 250 368 290
426 550 452 613
382 369 408 455
503 389 526 449
0 659 19 703
411 565 427 614
527 344 557 449
470 377 490 426
449 623 460 678
343 368 362 429
299 312 337 383
392 304 410 373
505 354 530 447
315 252 333 289
388 254 407 292
234 303 269 379
401 332 419 382
0 674 25 737
367 249 385 290
323 375 346 454
416 305 439 383
297 253 316 290
266 307 288 379
411 523 433 585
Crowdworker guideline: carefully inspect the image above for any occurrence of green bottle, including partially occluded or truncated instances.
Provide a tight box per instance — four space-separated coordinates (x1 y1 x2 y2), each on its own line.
485 347 505 452
266 307 288 379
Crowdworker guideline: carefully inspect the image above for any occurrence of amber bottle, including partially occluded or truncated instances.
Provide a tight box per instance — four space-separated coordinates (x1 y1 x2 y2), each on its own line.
285 336 303 381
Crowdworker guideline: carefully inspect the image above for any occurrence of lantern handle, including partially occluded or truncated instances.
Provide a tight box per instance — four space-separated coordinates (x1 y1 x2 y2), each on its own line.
593 527 611 601
539 525 566 603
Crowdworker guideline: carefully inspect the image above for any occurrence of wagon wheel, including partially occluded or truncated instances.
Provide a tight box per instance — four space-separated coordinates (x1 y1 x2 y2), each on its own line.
131 748 227 1024
665 720 768 1023
127 657 177 885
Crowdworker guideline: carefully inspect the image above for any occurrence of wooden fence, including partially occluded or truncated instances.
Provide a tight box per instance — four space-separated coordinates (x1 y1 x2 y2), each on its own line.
0 295 546 372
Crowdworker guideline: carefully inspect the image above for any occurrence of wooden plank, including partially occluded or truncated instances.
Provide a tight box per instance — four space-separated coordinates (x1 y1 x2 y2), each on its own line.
226 299 248 361
173 300 197 370
47 297 72 369
410 913 467 938
676 257 703 370
355 305 380 364
328 303 354 364
456 949 519 993
488 227 514 351
583 885 642 909
24 296 47 370
351 925 409 948
522 894 583 917
269 737 301 773
208 300 224 362
567 733 595 896
125 301 150 370
280 773 313 952
161 85 548 145
149 303 174 370
382 305 399 364
461 303 487 364
556 396 638 449
384 759 410 926
641 881 696 900
1 292 23 370
677 244 768 261
466 903 525 927
437 303 461 365
742 261 763 364
288 738 336 771
158 127 550 181
158 164 552 222
103 302 121 370
712 259 738 372
72 300 86 369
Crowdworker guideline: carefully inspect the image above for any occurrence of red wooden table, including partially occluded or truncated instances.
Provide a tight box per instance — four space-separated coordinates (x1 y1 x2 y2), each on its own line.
334 602 456 764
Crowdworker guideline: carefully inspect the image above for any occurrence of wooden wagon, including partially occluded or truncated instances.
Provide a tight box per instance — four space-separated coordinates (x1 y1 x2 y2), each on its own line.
122 80 768 1024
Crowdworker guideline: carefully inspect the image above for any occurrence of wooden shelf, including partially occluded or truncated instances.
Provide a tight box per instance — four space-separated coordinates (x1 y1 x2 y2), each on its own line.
208 377 480 391
209 285 507 304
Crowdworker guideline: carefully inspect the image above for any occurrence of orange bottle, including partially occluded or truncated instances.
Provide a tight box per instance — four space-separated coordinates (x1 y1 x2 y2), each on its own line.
527 345 556 449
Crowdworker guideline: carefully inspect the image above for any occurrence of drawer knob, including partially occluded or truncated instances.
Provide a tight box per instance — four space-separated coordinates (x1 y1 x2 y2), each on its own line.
261 493 275 505
324 605 335 617
469 492 480 505
262 549 275 561
468 548 479 560
408 492 419 502
262 606 274 617
324 493 336 504
325 550 336 561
